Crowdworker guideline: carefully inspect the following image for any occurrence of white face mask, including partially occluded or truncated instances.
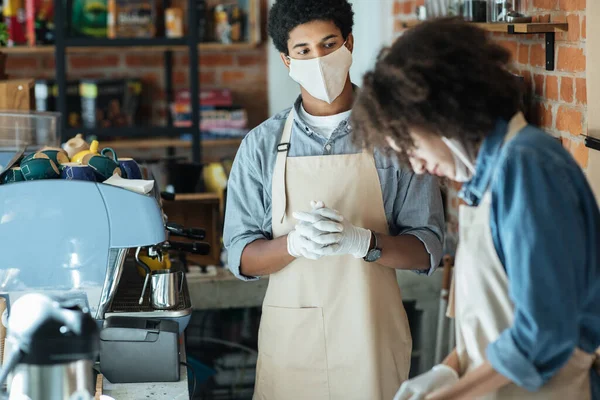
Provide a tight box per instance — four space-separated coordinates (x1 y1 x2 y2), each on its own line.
287 43 353 104
441 137 476 182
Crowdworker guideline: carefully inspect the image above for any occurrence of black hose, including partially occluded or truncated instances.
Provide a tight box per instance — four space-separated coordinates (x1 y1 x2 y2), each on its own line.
180 361 197 399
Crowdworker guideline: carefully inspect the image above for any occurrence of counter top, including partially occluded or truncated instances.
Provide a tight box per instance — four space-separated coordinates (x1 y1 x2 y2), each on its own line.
187 267 268 310
186 267 442 309
102 335 189 399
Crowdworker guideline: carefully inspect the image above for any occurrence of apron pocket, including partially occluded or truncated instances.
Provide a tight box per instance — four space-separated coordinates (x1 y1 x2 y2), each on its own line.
255 306 330 400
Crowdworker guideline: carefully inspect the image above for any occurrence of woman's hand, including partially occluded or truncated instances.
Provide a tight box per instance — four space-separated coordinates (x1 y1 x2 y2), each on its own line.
425 361 511 400
393 365 459 400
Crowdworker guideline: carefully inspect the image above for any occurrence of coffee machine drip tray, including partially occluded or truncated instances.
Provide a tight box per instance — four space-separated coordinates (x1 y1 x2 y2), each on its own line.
105 260 192 320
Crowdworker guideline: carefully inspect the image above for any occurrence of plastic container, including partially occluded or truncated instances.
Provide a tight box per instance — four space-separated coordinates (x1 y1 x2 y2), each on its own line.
0 111 60 148
0 111 61 173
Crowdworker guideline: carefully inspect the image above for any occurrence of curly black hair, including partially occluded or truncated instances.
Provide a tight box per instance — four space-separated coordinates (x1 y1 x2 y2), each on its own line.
267 0 354 55
350 18 523 164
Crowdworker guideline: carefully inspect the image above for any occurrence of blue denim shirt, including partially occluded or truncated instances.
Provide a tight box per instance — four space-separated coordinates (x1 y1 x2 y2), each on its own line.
459 119 600 394
223 96 445 281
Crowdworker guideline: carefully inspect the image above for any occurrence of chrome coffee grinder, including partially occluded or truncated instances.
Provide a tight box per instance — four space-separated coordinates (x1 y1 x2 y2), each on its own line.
0 293 99 400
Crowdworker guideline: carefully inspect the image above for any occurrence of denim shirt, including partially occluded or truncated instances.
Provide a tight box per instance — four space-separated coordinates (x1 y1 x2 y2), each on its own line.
459 119 600 393
223 96 445 281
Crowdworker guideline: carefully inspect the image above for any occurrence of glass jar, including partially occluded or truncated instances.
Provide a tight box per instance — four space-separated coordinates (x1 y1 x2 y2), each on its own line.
488 0 530 23
462 0 487 22
446 0 487 23
447 0 462 17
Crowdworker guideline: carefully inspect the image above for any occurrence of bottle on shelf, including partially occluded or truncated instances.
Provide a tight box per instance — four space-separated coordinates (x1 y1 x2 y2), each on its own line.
230 5 242 42
214 5 231 44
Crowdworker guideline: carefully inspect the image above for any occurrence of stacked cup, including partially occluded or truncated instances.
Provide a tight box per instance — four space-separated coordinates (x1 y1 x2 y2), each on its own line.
1 135 143 185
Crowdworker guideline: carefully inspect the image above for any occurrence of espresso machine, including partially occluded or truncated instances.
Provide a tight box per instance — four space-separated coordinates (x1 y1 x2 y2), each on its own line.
0 179 169 320
0 112 211 394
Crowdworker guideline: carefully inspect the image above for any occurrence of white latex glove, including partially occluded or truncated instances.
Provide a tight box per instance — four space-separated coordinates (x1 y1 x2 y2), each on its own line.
293 205 371 258
287 228 327 260
287 201 342 260
393 365 459 400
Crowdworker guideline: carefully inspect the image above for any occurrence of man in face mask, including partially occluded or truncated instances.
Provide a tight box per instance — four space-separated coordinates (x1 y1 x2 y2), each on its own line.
223 1 445 398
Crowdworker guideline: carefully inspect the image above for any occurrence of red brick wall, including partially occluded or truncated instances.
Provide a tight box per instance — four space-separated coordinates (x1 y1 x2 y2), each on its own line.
393 0 588 247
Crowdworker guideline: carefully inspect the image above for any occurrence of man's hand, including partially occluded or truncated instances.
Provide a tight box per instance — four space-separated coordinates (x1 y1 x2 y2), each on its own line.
287 228 328 260
287 201 342 259
293 201 371 258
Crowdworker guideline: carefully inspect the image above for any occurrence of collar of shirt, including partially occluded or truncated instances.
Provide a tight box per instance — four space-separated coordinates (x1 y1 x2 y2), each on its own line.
290 90 356 142
459 118 509 206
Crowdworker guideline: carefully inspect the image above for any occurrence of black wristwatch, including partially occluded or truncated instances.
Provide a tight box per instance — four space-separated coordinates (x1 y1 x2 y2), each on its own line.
364 230 382 262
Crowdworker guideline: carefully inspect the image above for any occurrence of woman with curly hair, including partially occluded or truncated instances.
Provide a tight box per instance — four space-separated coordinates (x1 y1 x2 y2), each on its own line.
350 18 600 400
223 0 445 399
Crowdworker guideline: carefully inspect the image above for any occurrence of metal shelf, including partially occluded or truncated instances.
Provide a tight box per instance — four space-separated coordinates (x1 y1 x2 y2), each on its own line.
585 136 600 152
55 0 203 162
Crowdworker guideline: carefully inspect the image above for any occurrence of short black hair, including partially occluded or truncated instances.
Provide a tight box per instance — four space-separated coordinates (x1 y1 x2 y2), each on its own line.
268 0 354 55
351 18 523 164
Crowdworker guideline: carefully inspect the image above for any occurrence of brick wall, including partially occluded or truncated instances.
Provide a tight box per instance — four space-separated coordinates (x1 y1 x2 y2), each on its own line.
393 0 588 249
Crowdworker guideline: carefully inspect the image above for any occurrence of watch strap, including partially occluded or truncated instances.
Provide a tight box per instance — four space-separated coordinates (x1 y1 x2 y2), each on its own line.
364 230 382 262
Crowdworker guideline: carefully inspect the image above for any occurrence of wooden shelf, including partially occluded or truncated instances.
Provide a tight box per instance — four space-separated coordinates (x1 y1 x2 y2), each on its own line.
203 138 243 147
400 21 568 34
475 22 568 33
399 21 568 71
199 42 260 51
399 20 421 29
100 138 243 150
2 42 260 54
2 45 54 54
172 192 220 201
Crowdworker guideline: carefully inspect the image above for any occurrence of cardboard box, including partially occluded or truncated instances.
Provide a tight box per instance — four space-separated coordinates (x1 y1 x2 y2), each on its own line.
108 0 157 38
0 79 34 111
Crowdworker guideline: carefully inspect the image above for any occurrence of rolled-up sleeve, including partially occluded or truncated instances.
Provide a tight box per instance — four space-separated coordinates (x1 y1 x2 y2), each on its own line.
223 136 268 281
486 150 582 390
395 170 445 275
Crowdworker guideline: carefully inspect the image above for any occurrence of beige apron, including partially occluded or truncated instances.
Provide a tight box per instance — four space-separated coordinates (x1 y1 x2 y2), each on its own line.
449 112 598 399
253 111 412 400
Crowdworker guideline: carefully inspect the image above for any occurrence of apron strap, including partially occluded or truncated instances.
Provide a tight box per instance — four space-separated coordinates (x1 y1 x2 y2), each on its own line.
272 110 295 224
479 111 529 198
593 347 600 375
446 272 456 318
505 112 527 144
